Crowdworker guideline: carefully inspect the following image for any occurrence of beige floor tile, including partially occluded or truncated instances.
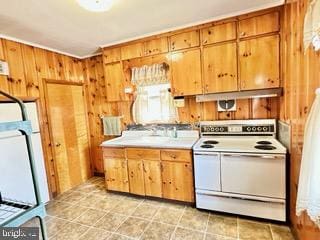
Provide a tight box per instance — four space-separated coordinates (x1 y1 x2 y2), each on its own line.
140 221 175 240
79 227 111 240
56 205 88 221
94 197 120 211
74 208 107 226
238 219 272 240
271 225 295 240
179 207 209 231
108 234 133 240
78 194 100 208
49 222 89 240
132 202 159 219
94 212 127 231
160 201 186 210
111 199 141 215
153 207 184 225
46 201 73 217
58 191 87 203
116 217 150 238
172 227 204 240
45 217 68 237
207 214 238 238
205 233 237 240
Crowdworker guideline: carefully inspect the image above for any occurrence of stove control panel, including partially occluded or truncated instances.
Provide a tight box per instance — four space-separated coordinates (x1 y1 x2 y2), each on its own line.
243 125 274 133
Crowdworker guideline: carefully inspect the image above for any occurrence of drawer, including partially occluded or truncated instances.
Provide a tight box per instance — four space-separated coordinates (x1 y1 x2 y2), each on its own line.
126 148 160 160
161 149 192 163
169 30 200 51
103 148 125 158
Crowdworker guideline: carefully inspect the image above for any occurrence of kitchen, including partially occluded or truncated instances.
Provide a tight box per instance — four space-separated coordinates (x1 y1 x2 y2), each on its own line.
0 0 319 239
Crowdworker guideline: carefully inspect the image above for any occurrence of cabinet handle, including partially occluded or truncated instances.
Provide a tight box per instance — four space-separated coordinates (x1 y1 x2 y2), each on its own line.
240 32 246 37
143 163 147 173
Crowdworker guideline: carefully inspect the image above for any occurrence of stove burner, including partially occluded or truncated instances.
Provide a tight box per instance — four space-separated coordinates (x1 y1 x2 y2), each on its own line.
255 145 276 150
203 140 219 145
256 141 272 145
200 144 214 148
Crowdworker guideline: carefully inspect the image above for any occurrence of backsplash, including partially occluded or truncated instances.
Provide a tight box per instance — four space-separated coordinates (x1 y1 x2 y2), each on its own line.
126 123 193 131
277 120 291 153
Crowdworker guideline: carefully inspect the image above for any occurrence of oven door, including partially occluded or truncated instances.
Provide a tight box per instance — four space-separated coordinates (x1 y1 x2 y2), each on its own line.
194 152 221 191
221 153 285 199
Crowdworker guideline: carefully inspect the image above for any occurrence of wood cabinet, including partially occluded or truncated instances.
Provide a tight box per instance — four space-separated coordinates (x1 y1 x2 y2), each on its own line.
103 147 194 202
121 42 144 60
104 62 125 101
202 22 237 45
239 35 280 90
103 47 121 64
203 43 238 93
171 49 202 96
239 12 279 38
144 37 168 56
104 158 129 192
161 162 194 202
170 30 200 51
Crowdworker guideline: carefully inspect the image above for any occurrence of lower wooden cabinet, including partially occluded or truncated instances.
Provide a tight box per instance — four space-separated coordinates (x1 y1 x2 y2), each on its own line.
104 158 129 192
103 147 194 202
161 162 194 202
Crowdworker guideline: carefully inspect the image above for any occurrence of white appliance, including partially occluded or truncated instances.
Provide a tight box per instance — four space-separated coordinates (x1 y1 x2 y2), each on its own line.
0 102 50 204
193 119 287 221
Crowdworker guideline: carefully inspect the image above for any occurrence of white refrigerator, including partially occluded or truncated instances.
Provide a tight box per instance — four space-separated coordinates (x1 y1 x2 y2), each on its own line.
0 102 50 204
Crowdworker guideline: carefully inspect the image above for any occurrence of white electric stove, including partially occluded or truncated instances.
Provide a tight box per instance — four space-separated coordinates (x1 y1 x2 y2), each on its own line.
193 119 287 221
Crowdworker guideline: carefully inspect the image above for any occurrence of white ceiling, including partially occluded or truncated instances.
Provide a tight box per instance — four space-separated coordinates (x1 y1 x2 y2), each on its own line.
0 0 284 58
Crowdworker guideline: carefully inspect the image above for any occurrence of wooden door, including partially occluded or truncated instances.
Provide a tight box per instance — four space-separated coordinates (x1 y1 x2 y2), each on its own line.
161 161 194 202
104 158 129 192
203 43 238 93
239 35 280 90
171 49 202 96
143 160 162 197
144 37 168 56
170 30 200 51
202 22 237 45
104 62 125 101
45 81 91 193
128 159 145 195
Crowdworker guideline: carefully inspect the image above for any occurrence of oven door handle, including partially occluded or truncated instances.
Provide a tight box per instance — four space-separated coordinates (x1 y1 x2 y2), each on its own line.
222 153 284 159
194 152 219 156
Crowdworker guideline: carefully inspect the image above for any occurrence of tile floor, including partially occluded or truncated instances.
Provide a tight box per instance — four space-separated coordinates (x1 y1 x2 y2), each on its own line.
23 177 295 240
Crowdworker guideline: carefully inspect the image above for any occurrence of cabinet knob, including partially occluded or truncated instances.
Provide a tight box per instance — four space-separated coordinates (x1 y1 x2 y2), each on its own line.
55 142 61 147
240 32 246 37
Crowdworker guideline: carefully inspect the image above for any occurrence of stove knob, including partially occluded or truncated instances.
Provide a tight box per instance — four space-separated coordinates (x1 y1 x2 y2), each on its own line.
263 127 268 131
247 127 251 132
219 127 224 132
215 127 219 132
210 127 214 131
257 127 262 131
252 127 256 131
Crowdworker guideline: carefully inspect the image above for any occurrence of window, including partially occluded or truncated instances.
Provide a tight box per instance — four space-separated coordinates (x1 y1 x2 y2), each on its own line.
132 83 178 124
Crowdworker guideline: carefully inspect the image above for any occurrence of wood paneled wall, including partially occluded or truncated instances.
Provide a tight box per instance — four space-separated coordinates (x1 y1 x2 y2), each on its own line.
281 0 320 239
0 38 85 196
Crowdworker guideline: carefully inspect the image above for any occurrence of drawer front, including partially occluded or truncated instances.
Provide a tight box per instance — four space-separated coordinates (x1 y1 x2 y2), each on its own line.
126 148 160 160
170 30 200 51
161 149 192 163
202 22 236 45
103 148 125 158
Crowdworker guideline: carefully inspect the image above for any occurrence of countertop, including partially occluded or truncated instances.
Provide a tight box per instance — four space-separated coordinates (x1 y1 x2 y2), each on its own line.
100 130 199 149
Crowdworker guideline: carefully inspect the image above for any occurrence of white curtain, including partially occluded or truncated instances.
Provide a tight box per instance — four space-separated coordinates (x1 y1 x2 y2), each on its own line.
131 63 177 124
296 88 320 228
304 0 320 51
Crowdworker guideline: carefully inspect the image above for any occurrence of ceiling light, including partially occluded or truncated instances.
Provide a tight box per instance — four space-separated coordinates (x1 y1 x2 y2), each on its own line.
76 0 114 12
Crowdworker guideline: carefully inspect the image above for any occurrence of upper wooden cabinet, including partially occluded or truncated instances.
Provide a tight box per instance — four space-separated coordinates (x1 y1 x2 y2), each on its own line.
203 43 238 93
121 42 144 60
144 37 168 56
170 30 200 51
202 22 237 45
239 35 280 90
104 62 125 101
103 47 121 64
171 49 202 96
239 12 279 38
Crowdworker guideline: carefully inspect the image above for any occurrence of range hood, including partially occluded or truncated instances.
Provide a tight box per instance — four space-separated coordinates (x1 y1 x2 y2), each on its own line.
196 88 283 102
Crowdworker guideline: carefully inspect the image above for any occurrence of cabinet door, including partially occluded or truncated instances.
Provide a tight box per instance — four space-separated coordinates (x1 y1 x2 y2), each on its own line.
144 37 168 56
104 62 125 101
103 47 121 64
104 158 129 192
121 42 144 60
202 22 236 45
203 43 238 93
161 162 194 202
170 30 200 51
171 49 202 96
128 159 145 195
143 160 162 197
239 35 280 90
239 12 279 38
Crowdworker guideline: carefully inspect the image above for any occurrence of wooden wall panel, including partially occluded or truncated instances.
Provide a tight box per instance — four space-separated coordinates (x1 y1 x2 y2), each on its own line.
0 38 87 197
281 0 320 239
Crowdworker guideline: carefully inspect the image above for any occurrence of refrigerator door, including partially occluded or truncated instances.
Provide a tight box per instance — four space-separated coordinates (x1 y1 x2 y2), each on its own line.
0 134 50 204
